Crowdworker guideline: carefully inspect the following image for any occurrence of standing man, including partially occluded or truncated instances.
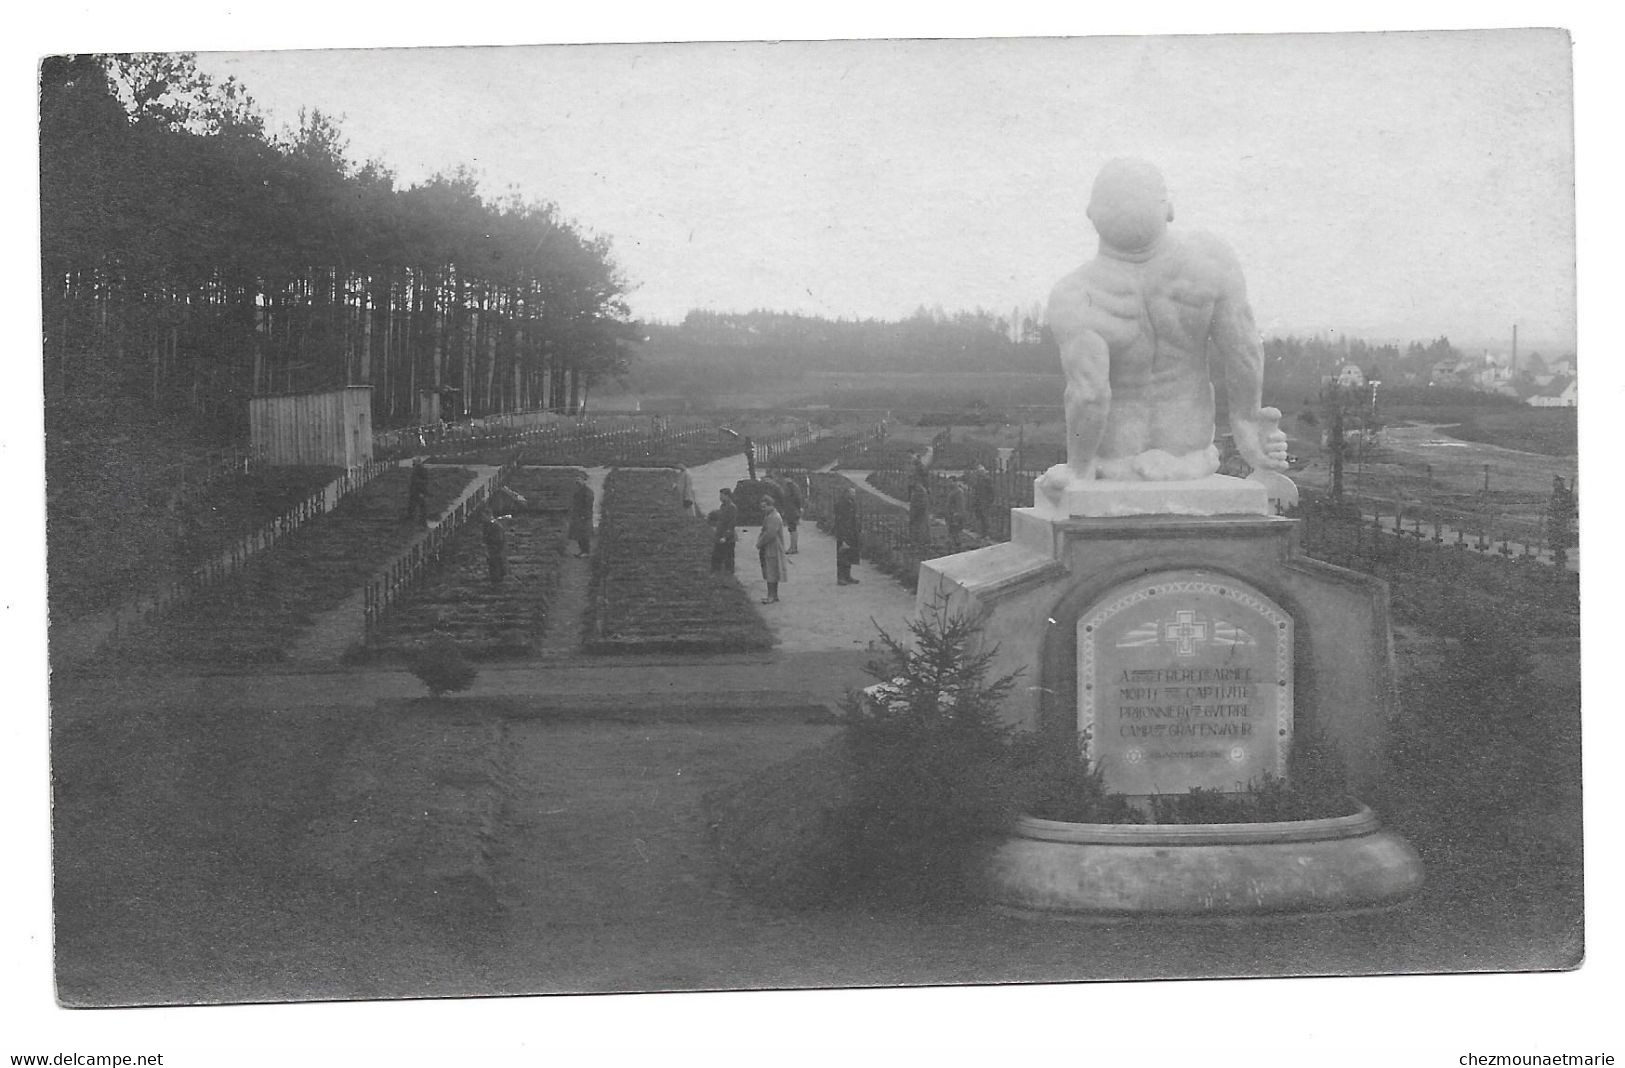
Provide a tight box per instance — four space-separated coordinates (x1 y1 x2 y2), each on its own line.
970 462 995 536
834 485 861 586
568 471 595 558
404 457 430 524
756 495 789 604
709 488 739 574
480 507 507 585
677 463 699 517
908 480 931 544
944 477 967 549
779 474 803 555
909 449 931 496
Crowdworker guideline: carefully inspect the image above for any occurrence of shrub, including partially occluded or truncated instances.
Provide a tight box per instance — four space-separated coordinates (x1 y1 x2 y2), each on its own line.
707 598 1026 908
1146 732 1357 824
406 639 478 698
1011 732 1143 824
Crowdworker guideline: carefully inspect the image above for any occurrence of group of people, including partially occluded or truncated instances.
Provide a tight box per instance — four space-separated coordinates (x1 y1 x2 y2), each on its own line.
406 458 598 588
906 452 998 549
476 472 596 586
478 472 596 585
402 447 1004 609
707 473 806 604
706 471 867 601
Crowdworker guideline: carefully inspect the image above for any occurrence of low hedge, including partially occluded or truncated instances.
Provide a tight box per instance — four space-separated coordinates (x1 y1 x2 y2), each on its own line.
359 511 569 662
585 468 774 654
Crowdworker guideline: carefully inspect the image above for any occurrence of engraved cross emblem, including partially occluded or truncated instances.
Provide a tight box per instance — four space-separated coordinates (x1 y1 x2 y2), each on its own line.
1163 610 1208 657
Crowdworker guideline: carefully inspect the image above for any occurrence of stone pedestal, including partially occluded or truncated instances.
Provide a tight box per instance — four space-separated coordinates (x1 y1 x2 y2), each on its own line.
917 482 1400 798
922 478 1419 916
1031 473 1268 520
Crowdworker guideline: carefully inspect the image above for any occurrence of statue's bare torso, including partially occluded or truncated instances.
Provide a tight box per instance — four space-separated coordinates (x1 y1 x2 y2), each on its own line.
1040 159 1286 489
1050 231 1251 478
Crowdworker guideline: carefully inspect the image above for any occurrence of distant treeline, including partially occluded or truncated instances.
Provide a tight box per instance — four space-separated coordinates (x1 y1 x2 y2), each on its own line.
41 53 638 433
633 309 1534 413
635 308 1060 386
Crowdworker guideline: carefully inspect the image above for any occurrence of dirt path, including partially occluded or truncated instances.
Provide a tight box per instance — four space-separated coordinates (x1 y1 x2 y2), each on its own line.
538 551 593 660
684 455 917 653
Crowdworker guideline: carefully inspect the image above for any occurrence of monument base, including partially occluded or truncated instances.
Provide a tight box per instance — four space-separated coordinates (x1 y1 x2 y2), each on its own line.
977 806 1424 916
917 506 1402 799
917 496 1419 918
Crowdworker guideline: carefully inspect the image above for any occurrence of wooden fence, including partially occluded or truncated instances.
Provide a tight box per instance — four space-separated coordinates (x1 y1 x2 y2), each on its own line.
361 466 505 636
374 413 719 462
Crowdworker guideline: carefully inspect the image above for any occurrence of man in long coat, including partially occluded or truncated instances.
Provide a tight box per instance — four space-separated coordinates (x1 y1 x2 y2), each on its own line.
756 496 789 604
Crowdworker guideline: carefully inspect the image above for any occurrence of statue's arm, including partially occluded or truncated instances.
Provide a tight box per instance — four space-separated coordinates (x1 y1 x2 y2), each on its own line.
1046 270 1112 481
1057 326 1111 473
1209 244 1288 472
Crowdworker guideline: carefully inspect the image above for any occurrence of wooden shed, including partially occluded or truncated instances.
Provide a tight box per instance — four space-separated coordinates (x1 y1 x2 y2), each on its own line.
249 386 374 468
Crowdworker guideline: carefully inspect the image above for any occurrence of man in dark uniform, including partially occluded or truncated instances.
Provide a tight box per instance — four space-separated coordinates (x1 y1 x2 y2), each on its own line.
834 486 861 586
568 472 595 557
480 507 507 585
970 462 995 536
709 488 739 573
944 477 967 549
405 458 430 524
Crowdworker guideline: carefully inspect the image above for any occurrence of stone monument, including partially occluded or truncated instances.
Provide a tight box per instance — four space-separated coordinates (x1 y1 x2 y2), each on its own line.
923 159 1421 913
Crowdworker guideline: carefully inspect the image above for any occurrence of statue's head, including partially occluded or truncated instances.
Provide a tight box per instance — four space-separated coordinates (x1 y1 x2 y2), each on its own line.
1087 158 1173 252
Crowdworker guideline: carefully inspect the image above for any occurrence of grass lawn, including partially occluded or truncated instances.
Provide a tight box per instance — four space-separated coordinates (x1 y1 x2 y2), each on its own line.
51 627 1581 1005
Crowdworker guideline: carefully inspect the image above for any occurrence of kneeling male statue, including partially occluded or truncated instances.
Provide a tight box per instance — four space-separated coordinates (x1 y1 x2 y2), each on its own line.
1039 158 1289 502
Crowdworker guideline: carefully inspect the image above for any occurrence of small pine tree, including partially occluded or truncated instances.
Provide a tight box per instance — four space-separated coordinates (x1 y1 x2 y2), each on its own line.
406 639 478 698
831 597 1024 904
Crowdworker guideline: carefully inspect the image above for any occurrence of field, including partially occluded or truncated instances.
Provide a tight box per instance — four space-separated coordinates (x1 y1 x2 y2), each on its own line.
1430 406 1577 457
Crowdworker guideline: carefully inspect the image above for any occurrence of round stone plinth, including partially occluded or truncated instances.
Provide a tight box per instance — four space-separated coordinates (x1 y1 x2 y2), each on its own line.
979 805 1423 916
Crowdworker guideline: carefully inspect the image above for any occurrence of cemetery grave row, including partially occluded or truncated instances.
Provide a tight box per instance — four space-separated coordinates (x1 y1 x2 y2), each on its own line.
48 458 343 618
1293 494 1578 637
99 466 477 666
358 468 586 661
585 468 774 655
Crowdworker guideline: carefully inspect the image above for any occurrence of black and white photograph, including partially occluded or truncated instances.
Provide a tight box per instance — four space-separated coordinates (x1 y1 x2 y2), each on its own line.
9 7 1618 1065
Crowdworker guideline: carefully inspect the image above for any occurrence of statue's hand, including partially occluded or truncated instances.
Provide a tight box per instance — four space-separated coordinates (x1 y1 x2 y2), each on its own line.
1234 407 1290 473
1037 462 1092 502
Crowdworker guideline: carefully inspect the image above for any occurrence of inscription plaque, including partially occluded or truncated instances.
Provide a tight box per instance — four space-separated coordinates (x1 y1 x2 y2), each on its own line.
1078 570 1293 795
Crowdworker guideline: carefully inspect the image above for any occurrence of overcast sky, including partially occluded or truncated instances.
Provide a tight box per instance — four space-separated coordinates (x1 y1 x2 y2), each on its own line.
193 29 1574 350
